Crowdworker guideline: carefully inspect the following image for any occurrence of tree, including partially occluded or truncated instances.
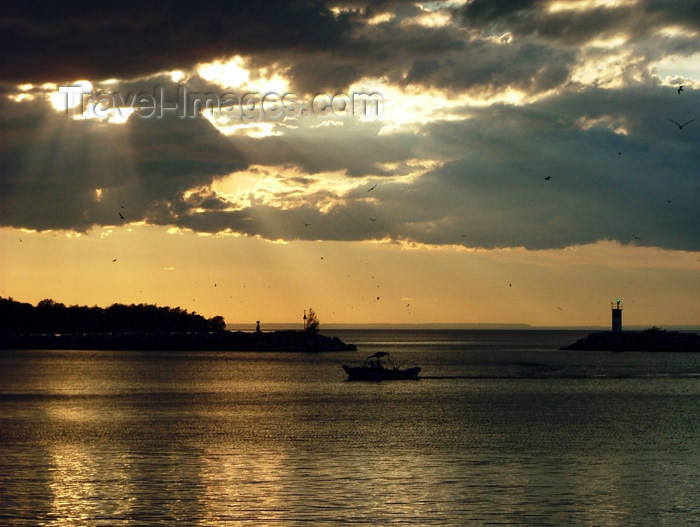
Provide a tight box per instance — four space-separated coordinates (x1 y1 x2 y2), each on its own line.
207 315 226 332
305 308 319 334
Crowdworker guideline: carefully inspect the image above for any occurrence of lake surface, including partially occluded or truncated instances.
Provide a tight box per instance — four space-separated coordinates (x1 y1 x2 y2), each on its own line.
1 330 699 526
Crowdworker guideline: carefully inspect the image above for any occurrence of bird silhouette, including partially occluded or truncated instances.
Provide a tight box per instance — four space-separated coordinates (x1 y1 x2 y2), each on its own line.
369 218 377 222
301 221 312 227
544 176 552 181
367 184 377 192
677 85 684 94
118 212 125 219
667 117 695 129
632 234 641 240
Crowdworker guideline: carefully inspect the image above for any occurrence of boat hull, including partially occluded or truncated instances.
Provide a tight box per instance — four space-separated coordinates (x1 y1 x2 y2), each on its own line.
342 365 421 380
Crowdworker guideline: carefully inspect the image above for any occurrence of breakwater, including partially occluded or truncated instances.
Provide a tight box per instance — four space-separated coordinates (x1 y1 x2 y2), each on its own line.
562 328 700 352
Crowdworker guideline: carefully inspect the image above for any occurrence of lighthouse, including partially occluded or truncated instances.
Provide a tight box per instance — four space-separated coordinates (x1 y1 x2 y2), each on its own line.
611 299 622 332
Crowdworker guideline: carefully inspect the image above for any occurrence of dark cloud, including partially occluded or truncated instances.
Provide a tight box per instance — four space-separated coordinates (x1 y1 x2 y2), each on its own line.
0 1 354 83
146 84 699 251
229 120 419 176
461 0 700 45
642 0 700 28
402 39 574 94
462 0 542 24
1 76 698 251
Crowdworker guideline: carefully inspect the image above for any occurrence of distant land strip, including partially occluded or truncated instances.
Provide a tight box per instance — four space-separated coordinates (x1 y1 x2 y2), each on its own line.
0 297 356 351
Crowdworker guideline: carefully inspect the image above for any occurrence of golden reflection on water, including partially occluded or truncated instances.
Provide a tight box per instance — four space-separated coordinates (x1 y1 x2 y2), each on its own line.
2 348 698 526
46 445 101 526
199 450 291 525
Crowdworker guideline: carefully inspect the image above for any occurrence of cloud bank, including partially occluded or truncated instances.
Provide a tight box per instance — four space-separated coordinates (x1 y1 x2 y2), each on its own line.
1 1 698 250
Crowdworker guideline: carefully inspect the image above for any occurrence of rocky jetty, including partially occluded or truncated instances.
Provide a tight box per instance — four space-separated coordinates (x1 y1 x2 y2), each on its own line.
562 327 700 352
0 330 356 352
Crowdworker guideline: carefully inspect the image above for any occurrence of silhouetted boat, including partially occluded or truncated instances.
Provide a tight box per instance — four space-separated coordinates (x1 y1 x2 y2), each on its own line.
342 352 421 380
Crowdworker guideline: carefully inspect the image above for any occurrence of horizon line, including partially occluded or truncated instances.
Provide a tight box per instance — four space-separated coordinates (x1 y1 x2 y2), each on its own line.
226 323 700 331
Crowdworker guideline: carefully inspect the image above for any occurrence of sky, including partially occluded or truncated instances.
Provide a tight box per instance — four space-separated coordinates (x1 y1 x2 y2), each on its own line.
1 0 699 328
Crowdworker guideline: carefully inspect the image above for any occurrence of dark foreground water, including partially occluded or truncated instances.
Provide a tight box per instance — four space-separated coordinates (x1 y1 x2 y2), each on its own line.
1 330 699 526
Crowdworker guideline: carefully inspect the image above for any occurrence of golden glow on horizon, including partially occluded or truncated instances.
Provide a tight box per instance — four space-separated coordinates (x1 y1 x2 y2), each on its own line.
2 225 698 327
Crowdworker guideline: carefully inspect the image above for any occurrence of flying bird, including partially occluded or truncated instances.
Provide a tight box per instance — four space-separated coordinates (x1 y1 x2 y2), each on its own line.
632 234 641 240
301 221 312 227
544 176 552 181
118 212 125 219
367 184 377 192
369 218 377 222
667 117 695 129
677 85 684 94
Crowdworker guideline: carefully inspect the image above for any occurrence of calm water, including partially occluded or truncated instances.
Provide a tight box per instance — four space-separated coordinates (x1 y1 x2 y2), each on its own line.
1 330 699 526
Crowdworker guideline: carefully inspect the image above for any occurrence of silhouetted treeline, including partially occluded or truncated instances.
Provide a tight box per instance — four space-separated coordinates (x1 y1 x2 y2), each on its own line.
0 297 226 333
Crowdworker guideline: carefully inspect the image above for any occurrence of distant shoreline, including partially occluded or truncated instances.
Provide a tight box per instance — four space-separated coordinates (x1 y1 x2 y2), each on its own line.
0 330 357 352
